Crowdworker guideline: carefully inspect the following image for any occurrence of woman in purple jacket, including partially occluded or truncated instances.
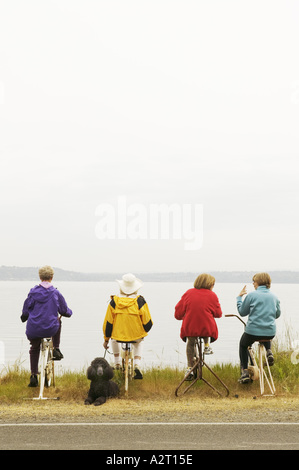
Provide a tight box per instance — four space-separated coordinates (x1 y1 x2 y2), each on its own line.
21 266 73 387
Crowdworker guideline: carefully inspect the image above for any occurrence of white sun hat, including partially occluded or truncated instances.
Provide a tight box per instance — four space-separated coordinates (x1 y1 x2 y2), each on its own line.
116 273 143 295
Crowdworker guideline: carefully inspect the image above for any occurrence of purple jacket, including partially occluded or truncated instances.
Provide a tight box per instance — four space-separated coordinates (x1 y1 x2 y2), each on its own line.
21 285 72 340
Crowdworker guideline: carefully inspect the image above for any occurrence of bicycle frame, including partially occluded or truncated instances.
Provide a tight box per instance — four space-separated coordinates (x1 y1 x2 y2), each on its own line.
225 314 276 396
175 337 229 397
33 338 59 400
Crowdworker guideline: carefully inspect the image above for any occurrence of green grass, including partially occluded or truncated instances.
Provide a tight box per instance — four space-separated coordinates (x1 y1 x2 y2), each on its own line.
0 348 298 403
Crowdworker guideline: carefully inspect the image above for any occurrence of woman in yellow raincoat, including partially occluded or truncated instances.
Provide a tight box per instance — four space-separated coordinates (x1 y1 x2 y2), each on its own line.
102 273 153 379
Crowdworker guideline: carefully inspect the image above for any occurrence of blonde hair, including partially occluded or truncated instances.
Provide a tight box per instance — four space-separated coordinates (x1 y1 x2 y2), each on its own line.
39 265 54 281
252 272 271 289
194 273 215 290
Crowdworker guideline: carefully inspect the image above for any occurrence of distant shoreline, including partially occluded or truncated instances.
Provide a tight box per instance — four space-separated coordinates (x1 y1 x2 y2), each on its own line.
1 266 299 283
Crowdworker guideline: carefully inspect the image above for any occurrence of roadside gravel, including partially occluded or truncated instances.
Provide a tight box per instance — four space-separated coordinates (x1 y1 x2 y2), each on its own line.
1 396 298 424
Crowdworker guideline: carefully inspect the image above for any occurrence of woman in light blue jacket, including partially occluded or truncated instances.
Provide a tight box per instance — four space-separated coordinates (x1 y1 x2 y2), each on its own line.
236 272 281 384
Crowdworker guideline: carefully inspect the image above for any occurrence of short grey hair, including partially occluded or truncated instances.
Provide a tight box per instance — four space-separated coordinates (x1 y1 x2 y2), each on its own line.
39 265 54 281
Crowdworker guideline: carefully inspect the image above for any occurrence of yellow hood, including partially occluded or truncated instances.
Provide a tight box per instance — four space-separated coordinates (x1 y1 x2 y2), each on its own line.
113 296 137 309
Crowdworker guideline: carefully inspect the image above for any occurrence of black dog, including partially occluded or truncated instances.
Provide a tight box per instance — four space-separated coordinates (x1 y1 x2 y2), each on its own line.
84 357 119 406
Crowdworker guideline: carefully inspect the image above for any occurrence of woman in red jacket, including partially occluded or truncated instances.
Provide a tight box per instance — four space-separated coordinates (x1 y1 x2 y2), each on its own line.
174 273 222 377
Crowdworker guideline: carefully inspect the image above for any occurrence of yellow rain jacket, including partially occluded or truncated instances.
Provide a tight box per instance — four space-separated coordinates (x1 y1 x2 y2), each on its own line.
103 295 153 342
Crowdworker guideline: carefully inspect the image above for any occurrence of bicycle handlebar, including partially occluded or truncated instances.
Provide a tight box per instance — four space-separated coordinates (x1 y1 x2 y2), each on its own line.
225 314 246 326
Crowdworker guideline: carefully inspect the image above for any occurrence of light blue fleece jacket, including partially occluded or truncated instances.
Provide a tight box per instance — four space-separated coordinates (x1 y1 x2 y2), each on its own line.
236 286 281 336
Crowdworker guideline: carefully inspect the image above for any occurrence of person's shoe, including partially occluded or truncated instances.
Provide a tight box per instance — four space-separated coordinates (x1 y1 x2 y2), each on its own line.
266 350 274 366
134 367 143 379
238 370 251 384
28 374 38 387
204 346 213 355
53 348 64 360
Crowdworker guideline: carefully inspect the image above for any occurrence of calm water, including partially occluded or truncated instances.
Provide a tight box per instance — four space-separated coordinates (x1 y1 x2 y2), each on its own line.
0 281 298 373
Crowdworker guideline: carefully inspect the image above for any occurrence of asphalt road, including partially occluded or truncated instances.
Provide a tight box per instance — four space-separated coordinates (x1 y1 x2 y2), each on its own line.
0 422 298 451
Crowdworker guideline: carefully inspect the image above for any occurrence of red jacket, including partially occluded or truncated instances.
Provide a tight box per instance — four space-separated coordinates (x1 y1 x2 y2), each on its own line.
174 288 222 342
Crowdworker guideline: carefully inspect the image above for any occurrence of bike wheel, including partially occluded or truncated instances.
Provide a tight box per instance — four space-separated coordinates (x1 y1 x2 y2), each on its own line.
128 355 134 380
45 346 54 387
193 339 201 378
124 349 129 395
38 345 47 398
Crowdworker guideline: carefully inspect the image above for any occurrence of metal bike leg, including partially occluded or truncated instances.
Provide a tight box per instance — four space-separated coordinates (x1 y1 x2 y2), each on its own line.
175 338 229 397
258 344 276 396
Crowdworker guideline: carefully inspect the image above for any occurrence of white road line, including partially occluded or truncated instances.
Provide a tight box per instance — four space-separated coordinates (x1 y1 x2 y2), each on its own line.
0 422 298 427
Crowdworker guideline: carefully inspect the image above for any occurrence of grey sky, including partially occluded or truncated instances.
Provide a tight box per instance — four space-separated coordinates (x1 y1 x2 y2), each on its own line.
0 1 299 274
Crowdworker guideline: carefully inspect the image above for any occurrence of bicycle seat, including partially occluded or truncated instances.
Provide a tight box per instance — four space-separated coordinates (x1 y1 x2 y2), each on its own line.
116 340 136 344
